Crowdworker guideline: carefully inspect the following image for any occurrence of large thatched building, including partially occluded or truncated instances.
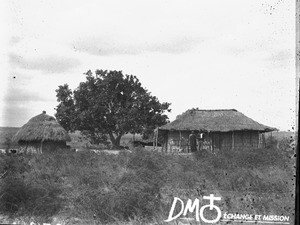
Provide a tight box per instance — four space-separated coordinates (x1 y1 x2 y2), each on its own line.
13 111 71 153
156 109 277 153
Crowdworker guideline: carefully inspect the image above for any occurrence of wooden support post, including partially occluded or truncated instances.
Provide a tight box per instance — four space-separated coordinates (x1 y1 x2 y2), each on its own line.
210 132 213 153
211 133 214 153
219 132 222 151
179 131 182 149
232 131 234 150
155 131 158 148
241 131 244 148
153 133 155 147
257 131 259 148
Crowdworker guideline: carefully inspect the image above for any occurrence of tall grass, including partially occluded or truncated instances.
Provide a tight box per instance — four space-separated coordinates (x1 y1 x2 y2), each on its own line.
0 142 295 224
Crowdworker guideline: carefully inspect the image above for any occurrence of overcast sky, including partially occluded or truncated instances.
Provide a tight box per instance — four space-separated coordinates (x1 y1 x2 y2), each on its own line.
0 0 296 131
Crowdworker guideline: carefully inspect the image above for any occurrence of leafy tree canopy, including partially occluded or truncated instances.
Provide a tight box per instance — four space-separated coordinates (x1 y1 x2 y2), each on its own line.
55 69 171 148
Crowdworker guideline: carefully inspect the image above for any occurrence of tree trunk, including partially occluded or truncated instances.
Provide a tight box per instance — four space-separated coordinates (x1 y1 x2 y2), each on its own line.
109 133 122 149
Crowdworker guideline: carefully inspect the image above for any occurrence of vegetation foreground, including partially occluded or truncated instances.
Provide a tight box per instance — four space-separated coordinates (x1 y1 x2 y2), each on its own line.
0 141 296 224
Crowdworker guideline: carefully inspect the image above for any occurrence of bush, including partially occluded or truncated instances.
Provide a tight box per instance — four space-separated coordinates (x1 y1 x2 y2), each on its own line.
265 136 278 149
193 149 211 160
278 137 294 152
114 171 162 220
0 154 63 222
71 148 168 223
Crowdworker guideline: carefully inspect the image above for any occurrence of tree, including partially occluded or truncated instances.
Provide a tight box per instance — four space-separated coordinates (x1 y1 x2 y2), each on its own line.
55 69 171 148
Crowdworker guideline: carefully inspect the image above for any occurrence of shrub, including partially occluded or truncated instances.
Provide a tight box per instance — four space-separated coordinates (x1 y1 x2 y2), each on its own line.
278 137 294 152
265 135 278 149
114 171 162 220
0 154 63 222
71 148 168 223
193 149 211 160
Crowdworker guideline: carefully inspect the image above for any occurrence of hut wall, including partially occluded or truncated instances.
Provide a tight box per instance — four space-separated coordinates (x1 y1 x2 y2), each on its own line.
19 141 41 153
251 131 259 148
211 131 259 151
42 141 68 152
233 131 259 150
18 141 68 153
233 131 242 149
243 132 251 148
220 132 232 150
210 131 260 151
211 132 221 152
163 130 262 153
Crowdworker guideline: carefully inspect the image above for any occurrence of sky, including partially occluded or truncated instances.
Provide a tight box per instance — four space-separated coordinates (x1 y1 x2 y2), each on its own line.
0 0 296 131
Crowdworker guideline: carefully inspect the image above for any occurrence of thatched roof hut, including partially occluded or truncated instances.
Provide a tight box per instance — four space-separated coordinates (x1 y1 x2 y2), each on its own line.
13 111 71 153
159 109 276 132
157 109 277 153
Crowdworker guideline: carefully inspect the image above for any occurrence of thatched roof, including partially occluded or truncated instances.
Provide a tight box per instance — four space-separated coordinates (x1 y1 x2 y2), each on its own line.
13 111 71 142
159 109 277 132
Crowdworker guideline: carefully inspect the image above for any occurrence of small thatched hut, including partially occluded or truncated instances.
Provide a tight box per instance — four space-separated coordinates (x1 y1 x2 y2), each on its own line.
156 109 277 153
13 111 71 153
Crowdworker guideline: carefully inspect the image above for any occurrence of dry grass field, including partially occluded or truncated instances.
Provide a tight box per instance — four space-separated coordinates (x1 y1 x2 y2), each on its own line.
0 127 296 224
